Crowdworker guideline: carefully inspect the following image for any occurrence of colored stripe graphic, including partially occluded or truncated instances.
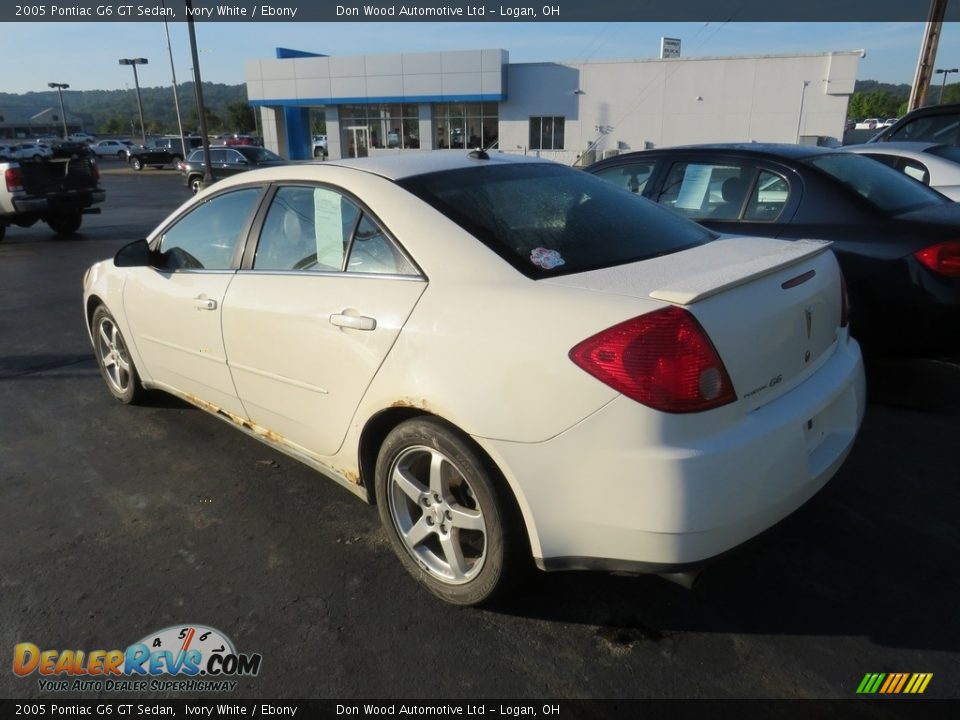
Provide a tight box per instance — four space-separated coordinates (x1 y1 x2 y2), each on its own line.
857 673 932 694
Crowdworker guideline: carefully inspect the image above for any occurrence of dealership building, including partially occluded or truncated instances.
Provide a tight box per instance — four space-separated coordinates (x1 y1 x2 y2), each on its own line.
245 47 863 163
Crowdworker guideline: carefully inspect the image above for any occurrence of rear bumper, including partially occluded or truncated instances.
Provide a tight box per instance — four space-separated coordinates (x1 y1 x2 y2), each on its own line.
479 335 866 569
12 189 105 213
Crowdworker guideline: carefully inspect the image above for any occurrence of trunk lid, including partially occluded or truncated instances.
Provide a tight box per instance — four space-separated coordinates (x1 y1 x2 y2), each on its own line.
545 236 844 412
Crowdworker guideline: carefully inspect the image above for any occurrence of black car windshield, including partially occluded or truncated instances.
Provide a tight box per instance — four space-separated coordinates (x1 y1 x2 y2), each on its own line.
925 145 960 164
238 147 282 162
397 163 713 278
806 153 946 215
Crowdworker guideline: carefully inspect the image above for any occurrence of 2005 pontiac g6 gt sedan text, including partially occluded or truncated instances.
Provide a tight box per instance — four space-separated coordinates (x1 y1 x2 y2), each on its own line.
82 152 865 605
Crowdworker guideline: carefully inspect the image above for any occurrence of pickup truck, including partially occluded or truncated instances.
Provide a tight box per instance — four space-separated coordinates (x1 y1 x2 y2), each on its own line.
126 136 204 170
0 143 105 242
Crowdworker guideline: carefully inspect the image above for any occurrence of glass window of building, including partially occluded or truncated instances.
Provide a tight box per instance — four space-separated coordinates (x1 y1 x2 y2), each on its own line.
529 116 565 150
432 103 499 150
339 104 420 151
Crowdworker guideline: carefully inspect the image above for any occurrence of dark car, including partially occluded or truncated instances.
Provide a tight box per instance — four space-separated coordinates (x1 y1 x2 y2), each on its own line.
181 145 286 193
587 144 960 358
867 102 960 146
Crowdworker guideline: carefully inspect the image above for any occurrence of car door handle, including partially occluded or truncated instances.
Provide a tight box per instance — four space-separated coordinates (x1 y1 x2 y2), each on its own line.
329 313 376 331
194 296 217 311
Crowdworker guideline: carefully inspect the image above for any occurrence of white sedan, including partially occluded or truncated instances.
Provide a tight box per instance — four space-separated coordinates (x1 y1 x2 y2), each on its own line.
842 141 960 201
82 152 865 605
11 142 53 160
92 139 133 158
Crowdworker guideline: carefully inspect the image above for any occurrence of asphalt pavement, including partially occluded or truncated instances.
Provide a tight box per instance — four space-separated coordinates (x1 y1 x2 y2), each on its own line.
1 165 958 700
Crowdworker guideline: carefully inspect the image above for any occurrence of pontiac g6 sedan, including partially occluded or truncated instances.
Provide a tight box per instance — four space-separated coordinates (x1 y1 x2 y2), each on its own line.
82 152 865 605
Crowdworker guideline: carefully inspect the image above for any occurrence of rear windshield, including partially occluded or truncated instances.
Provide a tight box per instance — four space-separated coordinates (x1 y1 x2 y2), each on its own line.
805 153 947 215
397 163 713 278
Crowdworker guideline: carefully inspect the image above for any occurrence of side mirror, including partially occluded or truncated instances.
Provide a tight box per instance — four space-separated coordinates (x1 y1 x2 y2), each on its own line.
114 238 151 268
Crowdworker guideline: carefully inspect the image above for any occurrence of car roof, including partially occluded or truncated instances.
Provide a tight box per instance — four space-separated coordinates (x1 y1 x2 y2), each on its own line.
602 143 837 162
842 141 942 154
321 151 553 180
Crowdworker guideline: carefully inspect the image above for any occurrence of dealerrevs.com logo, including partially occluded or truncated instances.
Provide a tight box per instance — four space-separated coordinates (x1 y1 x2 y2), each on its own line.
13 624 262 693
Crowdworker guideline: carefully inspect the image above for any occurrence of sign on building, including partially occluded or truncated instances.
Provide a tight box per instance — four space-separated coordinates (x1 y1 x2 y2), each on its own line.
660 37 681 59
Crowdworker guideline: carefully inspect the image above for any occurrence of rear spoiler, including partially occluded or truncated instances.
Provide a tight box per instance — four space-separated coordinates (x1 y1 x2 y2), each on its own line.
649 239 832 306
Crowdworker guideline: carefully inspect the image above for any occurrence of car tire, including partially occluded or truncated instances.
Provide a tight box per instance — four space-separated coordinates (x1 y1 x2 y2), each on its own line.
375 417 524 606
130 158 143 171
189 176 203 194
117 151 126 159
32 154 42 160
92 305 147 405
0 224 6 243
46 211 82 235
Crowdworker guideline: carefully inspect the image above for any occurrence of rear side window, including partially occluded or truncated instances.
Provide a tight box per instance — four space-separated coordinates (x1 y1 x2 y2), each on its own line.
744 171 789 221
253 185 417 276
398 163 712 279
658 162 750 219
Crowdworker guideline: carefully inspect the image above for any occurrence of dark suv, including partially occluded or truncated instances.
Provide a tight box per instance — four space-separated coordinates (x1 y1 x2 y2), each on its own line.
181 145 287 193
868 103 960 146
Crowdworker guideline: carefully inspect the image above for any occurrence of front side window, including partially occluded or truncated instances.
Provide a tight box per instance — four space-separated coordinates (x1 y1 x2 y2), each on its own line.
156 188 261 271
529 116 565 150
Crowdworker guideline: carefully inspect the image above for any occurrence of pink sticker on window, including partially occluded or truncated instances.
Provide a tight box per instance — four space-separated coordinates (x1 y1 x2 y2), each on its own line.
530 247 566 270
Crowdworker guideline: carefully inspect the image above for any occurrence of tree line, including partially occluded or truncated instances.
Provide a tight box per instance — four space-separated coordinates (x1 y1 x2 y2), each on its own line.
847 79 960 120
0 82 255 136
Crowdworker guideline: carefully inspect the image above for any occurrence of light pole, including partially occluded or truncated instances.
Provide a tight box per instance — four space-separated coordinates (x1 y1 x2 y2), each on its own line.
119 58 149 145
47 82 69 139
796 80 810 143
935 68 959 104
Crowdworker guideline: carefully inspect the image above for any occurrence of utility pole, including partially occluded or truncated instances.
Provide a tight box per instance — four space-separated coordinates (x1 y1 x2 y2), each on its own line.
186 0 215 187
162 4 187 162
908 0 949 111
119 58 149 145
47 83 70 139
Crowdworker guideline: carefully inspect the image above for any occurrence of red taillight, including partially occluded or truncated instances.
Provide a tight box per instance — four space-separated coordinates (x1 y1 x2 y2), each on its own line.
4 167 23 193
91 161 100 183
569 306 737 413
840 272 849 328
915 240 960 277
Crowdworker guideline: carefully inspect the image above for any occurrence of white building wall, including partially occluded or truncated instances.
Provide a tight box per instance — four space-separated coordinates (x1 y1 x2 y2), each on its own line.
499 52 862 165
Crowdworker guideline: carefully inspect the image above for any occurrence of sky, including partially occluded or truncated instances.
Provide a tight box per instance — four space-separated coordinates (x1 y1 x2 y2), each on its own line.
3 21 960 95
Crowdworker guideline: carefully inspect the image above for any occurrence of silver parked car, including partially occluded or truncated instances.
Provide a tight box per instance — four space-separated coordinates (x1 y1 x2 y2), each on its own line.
843 141 960 201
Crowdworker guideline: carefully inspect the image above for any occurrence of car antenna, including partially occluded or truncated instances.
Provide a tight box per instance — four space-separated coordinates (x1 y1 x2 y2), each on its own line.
468 149 489 160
